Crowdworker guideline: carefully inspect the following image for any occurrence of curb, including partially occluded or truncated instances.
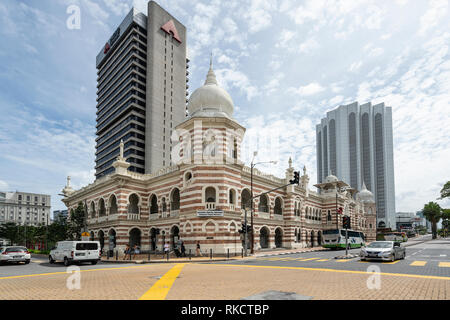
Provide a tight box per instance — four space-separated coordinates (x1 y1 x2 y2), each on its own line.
100 258 242 264
254 248 329 258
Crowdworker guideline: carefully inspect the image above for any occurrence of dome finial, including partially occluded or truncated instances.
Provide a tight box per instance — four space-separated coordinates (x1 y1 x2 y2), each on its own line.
205 52 218 85
362 181 367 190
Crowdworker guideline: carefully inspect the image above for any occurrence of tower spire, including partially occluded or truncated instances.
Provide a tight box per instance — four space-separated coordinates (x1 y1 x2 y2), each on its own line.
204 52 218 85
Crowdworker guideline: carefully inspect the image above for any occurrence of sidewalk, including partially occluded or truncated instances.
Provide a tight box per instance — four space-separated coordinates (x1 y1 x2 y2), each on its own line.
101 246 330 264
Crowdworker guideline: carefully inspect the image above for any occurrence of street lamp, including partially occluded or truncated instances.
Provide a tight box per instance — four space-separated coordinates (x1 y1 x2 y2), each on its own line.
250 151 277 254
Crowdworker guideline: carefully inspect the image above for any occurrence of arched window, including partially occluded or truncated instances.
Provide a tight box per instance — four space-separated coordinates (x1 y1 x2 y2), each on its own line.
274 197 283 215
98 198 106 217
90 202 96 219
241 189 251 210
128 194 139 214
162 198 167 212
170 188 180 210
229 189 236 205
109 195 118 215
258 194 269 213
150 194 158 214
205 187 216 203
327 210 332 221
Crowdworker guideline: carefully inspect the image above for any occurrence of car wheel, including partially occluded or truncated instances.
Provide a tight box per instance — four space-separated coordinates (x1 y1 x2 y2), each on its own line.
25 260 30 264
64 257 70 267
391 253 396 262
401 251 406 259
91 260 97 265
49 255 55 264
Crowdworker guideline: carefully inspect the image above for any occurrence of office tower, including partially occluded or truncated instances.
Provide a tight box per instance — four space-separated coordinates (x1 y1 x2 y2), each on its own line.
316 101 396 229
0 191 51 226
95 1 187 178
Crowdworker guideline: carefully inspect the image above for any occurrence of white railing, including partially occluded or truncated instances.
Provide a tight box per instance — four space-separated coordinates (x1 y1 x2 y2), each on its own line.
229 204 235 211
170 210 180 218
127 213 140 220
206 202 216 210
98 216 107 223
273 214 283 220
108 214 118 221
258 212 270 219
149 214 159 220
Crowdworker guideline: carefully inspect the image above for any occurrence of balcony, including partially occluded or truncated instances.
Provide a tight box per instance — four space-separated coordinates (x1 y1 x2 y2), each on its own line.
205 202 216 210
98 216 108 223
229 204 235 211
273 214 283 221
127 213 140 220
258 212 270 219
149 213 159 220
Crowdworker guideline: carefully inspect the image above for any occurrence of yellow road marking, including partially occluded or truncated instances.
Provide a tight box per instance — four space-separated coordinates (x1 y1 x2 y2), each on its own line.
336 259 350 262
439 262 450 267
139 264 185 300
316 259 329 262
383 260 400 265
208 264 450 281
301 258 320 261
410 261 427 267
0 264 169 281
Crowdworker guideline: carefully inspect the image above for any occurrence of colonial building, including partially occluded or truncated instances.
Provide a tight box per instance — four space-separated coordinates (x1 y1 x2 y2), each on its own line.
61 61 376 256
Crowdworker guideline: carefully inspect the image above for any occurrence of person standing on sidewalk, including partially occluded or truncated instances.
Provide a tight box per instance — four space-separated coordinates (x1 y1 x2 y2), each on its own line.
163 242 169 258
180 241 186 257
123 244 131 260
196 241 202 257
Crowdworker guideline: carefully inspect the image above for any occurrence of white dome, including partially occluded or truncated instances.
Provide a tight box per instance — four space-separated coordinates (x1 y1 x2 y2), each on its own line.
357 182 375 203
187 62 234 119
325 174 339 183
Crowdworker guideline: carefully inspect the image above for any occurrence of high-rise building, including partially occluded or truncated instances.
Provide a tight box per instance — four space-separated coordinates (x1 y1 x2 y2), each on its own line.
316 101 396 229
95 1 188 179
0 191 51 226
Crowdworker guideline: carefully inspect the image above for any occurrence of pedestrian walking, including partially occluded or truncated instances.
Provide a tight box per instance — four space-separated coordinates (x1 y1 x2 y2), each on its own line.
196 241 202 257
163 242 169 258
123 244 131 260
132 244 140 259
180 241 186 257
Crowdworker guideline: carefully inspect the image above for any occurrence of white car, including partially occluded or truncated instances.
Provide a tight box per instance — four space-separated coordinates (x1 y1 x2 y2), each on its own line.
360 241 406 262
49 241 101 266
0 246 31 265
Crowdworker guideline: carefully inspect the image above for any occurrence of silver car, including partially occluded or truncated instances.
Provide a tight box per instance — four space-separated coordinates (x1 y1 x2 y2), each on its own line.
360 241 405 262
0 246 31 265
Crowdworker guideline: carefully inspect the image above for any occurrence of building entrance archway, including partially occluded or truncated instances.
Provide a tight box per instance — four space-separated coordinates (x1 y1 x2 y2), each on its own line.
275 228 283 248
260 227 269 249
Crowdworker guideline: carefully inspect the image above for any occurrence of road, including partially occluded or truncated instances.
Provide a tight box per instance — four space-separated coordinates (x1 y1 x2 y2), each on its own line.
0 237 448 300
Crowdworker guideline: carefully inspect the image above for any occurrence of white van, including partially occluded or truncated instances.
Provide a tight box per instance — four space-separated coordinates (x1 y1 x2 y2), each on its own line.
49 241 101 266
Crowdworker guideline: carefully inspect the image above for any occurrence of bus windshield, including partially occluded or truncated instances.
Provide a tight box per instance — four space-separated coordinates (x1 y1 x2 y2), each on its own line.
323 229 339 235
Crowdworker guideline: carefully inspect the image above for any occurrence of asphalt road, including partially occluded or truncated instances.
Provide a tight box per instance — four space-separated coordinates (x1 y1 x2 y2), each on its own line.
0 236 448 279
209 237 450 278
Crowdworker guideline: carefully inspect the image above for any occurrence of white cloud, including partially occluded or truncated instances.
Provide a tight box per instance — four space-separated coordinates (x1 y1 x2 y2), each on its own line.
215 68 259 100
0 180 9 190
349 61 362 72
289 82 325 96
299 37 319 53
418 0 448 36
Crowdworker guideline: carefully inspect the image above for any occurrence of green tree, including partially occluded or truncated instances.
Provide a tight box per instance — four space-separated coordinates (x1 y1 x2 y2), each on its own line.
47 214 69 248
441 209 450 238
67 202 86 241
0 222 21 245
422 202 442 239
439 181 450 199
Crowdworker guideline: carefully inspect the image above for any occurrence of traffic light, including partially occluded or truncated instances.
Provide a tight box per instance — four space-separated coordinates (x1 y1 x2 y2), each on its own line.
239 224 252 233
343 216 351 229
290 171 300 185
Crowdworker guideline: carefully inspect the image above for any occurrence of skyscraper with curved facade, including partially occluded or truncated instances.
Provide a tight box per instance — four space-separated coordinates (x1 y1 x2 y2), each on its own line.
316 101 396 229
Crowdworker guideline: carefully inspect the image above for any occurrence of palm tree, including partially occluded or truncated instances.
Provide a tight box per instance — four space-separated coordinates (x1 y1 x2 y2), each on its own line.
423 202 442 239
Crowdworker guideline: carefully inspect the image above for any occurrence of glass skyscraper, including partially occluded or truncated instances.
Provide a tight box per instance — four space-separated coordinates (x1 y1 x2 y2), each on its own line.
316 101 396 229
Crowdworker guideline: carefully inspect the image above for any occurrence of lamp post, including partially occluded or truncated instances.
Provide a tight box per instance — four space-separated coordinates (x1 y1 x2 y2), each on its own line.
250 151 277 254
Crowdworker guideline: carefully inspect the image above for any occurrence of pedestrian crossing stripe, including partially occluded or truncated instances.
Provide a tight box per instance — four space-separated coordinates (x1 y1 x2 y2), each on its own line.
439 262 450 267
410 261 427 266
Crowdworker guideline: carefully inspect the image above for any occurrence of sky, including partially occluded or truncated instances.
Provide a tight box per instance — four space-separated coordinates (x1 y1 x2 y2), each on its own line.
0 0 449 216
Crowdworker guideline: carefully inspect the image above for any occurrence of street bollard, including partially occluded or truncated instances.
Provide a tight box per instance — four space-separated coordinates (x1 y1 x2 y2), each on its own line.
167 252 169 261
148 251 150 261
210 248 212 260
227 248 229 260
116 251 118 261
189 249 191 260
241 248 243 258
